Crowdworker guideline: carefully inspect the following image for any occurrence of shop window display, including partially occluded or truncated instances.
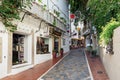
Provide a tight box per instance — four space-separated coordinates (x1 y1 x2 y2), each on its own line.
54 37 59 53
36 37 49 54
12 34 26 65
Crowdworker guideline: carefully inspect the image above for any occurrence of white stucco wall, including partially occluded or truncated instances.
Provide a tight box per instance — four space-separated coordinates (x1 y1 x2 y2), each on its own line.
41 0 69 19
61 33 70 53
0 22 8 78
100 26 120 80
0 34 8 78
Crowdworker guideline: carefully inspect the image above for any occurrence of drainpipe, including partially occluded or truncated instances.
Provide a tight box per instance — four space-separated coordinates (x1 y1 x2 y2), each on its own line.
36 20 44 33
21 12 27 22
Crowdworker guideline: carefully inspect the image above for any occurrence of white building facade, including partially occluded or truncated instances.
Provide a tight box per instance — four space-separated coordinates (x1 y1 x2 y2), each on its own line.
70 20 84 49
0 0 70 78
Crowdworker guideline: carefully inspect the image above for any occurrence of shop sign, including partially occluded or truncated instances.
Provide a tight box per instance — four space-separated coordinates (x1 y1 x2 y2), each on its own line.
53 30 61 36
70 14 75 19
49 28 61 36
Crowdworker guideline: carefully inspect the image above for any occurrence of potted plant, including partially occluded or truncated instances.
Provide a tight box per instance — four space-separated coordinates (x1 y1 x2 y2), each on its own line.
60 48 64 57
52 49 56 58
86 46 92 53
91 49 97 57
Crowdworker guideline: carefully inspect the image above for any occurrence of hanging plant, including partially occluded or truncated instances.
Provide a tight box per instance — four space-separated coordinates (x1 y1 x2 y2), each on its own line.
100 18 120 45
54 10 60 17
0 0 32 32
53 18 56 26
60 17 66 23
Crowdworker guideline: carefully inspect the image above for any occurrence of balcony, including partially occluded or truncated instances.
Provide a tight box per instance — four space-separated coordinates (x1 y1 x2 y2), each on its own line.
25 2 68 32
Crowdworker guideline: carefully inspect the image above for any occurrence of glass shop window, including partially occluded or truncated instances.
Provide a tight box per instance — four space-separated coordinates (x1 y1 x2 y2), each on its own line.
36 37 49 54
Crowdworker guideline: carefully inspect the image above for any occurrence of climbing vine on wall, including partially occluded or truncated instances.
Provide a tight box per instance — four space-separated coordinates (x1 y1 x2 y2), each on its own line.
0 0 32 32
100 18 120 45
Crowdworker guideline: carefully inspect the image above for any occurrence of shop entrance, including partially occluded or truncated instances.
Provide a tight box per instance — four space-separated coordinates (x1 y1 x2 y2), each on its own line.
54 37 59 53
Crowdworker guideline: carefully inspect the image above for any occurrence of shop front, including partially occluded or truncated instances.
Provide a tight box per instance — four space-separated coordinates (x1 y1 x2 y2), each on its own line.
35 36 52 64
71 38 81 49
51 28 62 56
10 21 34 74
35 23 53 64
12 33 32 65
11 33 33 72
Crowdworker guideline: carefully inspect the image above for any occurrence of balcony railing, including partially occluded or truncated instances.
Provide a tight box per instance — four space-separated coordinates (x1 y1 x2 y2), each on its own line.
25 2 67 32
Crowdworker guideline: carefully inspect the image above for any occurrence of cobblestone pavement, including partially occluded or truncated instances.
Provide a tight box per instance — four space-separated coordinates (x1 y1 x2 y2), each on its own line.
40 49 91 80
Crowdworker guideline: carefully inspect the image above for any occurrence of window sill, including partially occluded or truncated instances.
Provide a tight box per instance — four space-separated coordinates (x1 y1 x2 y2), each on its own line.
12 62 31 69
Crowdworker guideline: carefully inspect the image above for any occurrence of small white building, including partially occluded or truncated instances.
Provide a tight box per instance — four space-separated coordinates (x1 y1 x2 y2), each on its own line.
70 20 84 48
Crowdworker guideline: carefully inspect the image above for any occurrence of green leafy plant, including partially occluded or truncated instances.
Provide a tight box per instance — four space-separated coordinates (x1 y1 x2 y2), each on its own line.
87 0 120 34
38 0 42 3
53 18 56 26
60 17 66 23
54 10 60 17
69 0 120 35
0 0 32 32
42 4 47 10
100 18 120 45
86 46 92 52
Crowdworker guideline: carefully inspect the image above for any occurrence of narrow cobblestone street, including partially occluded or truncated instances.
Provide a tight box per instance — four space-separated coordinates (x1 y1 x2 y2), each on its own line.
40 49 92 80
2 48 109 80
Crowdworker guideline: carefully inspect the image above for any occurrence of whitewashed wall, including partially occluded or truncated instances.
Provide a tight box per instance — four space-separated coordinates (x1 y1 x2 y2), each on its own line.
41 0 69 20
100 26 120 80
0 22 8 78
61 36 70 53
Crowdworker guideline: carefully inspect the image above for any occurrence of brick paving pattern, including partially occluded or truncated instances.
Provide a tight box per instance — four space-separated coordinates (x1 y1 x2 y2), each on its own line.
1 48 109 80
86 51 109 80
40 49 91 80
1 56 65 80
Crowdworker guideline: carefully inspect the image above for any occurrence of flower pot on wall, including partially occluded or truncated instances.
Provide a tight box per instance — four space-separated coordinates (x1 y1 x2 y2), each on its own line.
52 50 56 58
91 49 97 57
86 46 92 53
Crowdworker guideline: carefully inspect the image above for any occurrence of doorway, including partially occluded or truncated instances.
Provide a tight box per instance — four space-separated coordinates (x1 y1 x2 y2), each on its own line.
54 37 59 53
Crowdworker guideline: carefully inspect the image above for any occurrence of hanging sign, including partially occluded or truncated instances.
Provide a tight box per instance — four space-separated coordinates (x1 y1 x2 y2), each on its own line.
70 14 75 19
